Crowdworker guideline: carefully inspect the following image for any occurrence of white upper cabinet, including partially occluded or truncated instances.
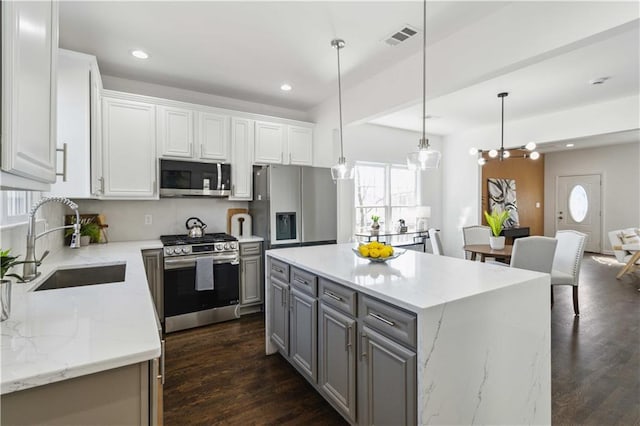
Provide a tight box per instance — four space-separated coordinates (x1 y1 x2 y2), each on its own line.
48 49 102 199
254 121 285 164
157 106 194 159
1 0 58 190
229 118 253 200
198 112 229 161
287 125 313 166
101 96 157 199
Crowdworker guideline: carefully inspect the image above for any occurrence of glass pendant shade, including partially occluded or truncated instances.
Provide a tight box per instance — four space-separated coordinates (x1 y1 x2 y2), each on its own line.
407 147 441 170
331 157 354 180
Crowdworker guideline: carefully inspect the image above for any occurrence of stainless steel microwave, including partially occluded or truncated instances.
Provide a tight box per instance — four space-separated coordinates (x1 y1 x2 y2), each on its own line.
160 159 231 197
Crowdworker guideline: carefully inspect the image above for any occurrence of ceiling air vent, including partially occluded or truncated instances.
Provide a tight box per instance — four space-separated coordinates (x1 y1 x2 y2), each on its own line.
384 25 419 46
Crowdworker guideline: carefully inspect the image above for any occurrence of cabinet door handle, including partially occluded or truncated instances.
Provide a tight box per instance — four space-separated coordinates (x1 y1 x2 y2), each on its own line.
346 325 352 350
370 312 395 327
323 291 342 302
56 143 68 182
289 293 293 312
280 288 285 307
99 177 105 194
231 184 235 196
289 152 292 164
160 339 166 385
360 333 367 360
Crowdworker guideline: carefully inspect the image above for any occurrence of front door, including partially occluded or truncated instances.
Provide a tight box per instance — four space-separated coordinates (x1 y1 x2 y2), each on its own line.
556 174 601 252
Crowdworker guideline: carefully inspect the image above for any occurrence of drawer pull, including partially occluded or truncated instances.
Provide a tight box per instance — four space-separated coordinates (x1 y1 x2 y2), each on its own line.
370 312 395 327
323 291 342 302
273 266 284 274
294 277 308 286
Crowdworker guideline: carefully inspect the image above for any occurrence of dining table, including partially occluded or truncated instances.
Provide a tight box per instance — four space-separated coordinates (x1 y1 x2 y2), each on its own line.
463 244 513 263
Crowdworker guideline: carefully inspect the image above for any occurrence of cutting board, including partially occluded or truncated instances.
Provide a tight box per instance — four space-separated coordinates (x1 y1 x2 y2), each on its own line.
226 208 248 234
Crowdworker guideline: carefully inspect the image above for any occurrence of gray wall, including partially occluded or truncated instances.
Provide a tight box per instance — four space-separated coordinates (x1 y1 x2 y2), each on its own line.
544 141 640 252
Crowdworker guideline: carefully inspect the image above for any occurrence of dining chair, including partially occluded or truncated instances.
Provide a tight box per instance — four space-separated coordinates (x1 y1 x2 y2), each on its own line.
509 236 558 274
462 225 491 260
428 228 443 255
551 230 587 316
607 229 640 279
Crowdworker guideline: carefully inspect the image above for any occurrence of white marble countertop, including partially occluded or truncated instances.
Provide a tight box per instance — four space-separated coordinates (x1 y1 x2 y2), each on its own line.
1 240 163 395
267 243 548 313
237 235 264 243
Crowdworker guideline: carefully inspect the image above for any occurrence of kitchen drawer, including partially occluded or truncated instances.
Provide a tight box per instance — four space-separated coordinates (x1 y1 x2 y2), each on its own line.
240 242 262 257
359 295 417 349
290 267 317 297
270 258 289 283
319 278 356 317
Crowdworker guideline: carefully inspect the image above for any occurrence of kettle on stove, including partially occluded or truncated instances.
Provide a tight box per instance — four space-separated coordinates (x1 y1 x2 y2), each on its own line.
186 217 207 238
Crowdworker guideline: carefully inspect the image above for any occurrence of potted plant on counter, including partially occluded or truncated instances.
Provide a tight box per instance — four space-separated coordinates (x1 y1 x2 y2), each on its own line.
0 249 27 321
66 222 101 246
484 209 510 250
370 215 381 236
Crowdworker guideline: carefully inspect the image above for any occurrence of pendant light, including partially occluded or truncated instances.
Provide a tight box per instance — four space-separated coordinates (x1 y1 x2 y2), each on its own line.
470 92 540 165
407 0 441 170
330 38 354 181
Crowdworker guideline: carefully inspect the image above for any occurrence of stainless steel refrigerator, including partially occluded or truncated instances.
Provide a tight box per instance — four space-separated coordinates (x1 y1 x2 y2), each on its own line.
249 165 337 249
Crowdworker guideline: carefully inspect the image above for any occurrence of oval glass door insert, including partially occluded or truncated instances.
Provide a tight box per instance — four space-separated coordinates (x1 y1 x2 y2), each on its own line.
569 185 588 223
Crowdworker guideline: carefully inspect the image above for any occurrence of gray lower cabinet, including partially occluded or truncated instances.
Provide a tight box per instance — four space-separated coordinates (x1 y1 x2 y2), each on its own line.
1 362 153 425
240 242 263 308
270 277 290 354
289 288 318 382
358 325 417 426
142 249 164 323
318 303 357 423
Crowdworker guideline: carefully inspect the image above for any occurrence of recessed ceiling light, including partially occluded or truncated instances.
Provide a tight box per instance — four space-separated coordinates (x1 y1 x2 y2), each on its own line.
589 77 609 85
566 143 575 147
280 83 292 92
131 49 149 59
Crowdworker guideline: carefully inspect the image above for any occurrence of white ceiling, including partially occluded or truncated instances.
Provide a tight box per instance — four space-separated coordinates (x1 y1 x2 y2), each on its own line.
369 21 640 135
536 129 640 153
59 1 507 111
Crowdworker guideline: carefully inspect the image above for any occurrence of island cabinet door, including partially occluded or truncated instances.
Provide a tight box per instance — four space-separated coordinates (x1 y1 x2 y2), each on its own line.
270 279 289 354
289 288 318 382
358 325 417 426
318 303 356 423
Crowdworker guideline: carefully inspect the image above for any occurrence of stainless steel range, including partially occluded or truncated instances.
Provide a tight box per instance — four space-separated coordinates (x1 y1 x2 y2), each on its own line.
160 233 240 333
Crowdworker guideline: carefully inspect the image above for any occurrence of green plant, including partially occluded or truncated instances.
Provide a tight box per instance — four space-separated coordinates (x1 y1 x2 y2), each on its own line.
371 215 380 222
1 249 26 282
484 209 510 237
65 222 101 243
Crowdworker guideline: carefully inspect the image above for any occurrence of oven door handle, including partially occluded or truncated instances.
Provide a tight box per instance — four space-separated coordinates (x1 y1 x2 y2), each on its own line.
164 255 239 270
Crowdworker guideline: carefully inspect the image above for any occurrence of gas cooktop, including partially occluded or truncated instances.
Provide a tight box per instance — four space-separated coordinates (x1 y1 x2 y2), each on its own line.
160 233 237 246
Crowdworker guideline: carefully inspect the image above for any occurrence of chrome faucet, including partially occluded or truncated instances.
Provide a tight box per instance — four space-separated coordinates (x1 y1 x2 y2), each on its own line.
23 197 81 282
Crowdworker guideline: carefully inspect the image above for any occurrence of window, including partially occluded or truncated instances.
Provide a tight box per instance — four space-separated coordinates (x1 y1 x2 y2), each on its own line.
354 162 417 231
1 191 36 227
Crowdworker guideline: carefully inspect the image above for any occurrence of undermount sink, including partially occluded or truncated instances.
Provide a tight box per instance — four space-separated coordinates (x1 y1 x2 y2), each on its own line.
35 263 126 291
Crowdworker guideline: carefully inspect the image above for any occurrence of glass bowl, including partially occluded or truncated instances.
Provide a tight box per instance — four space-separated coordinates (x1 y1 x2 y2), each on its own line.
352 247 405 263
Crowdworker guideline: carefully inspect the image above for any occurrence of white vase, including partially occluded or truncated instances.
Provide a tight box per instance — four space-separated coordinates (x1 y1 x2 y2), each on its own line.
1 279 11 322
489 236 506 250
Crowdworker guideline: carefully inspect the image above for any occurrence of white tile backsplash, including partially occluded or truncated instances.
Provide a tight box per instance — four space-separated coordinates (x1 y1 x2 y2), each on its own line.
74 198 249 241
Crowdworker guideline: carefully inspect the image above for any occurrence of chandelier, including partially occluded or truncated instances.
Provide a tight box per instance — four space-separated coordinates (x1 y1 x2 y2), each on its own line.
469 92 539 166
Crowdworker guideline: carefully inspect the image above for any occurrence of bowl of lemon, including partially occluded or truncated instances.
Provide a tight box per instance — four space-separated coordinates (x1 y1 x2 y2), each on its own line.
353 242 405 263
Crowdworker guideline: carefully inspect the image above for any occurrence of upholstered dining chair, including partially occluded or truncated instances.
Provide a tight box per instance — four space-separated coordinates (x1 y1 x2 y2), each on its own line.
509 236 558 274
550 230 587 316
462 225 491 260
428 228 443 256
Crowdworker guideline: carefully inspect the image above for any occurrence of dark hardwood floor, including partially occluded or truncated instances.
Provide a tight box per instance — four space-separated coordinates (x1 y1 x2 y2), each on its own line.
164 254 639 425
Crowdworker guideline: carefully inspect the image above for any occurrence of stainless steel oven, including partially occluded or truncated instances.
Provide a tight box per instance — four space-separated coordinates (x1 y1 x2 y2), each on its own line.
161 234 240 333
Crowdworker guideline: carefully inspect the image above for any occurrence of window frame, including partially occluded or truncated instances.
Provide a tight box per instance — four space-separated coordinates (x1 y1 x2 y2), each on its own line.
354 161 418 232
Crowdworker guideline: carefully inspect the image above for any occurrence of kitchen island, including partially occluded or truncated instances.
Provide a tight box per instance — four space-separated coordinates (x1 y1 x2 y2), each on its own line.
1 241 163 425
265 243 550 425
